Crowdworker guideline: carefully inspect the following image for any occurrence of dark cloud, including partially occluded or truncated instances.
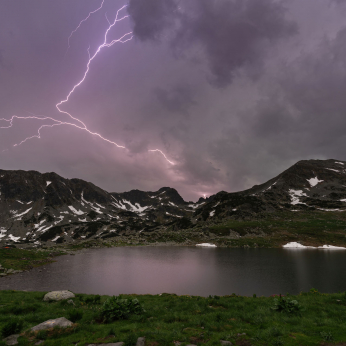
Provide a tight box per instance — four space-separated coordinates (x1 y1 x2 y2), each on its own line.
128 0 297 87
127 0 178 41
2 0 346 201
154 85 195 115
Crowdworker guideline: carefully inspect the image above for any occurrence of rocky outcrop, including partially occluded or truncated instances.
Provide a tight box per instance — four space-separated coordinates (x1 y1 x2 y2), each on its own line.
30 317 73 331
43 290 75 302
2 334 20 346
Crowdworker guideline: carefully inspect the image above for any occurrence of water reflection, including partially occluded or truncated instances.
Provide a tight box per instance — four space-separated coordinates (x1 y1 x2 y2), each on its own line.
0 247 346 296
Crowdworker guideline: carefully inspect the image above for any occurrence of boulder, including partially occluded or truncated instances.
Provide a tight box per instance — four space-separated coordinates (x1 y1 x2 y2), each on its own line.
220 341 233 345
2 334 20 345
31 317 73 331
136 337 145 346
43 290 75 302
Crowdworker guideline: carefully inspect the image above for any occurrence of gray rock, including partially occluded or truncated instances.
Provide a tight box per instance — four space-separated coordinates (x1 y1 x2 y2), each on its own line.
6 269 15 274
67 299 75 306
34 341 44 345
136 337 145 346
43 290 75 302
220 341 233 345
31 317 73 331
2 334 20 345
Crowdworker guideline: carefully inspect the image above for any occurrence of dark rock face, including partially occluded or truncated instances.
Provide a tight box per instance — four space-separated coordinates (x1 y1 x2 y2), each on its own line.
194 159 346 221
1 159 346 245
0 169 194 245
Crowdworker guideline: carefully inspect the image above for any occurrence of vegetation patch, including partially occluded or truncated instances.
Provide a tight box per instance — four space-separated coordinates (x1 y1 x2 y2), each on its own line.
1 290 346 345
0 248 61 271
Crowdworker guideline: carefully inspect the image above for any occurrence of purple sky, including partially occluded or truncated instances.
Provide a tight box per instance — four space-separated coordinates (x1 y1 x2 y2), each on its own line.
1 0 346 201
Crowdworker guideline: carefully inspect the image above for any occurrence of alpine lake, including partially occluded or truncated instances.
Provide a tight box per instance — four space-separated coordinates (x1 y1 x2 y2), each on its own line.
1 246 346 296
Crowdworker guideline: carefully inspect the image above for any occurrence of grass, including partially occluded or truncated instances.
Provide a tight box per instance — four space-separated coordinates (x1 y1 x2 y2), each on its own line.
0 248 62 271
1 290 346 345
208 211 346 247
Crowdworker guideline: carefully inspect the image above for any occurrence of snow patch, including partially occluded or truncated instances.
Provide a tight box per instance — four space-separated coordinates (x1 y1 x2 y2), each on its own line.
12 207 32 219
209 210 215 217
51 235 60 242
188 202 205 209
196 243 217 247
37 225 52 234
318 245 346 249
326 168 340 173
34 219 46 229
307 177 323 187
68 205 84 215
289 190 307 205
165 212 183 218
263 181 278 192
46 181 52 187
0 228 7 239
336 162 344 165
283 242 346 250
123 200 149 213
8 234 21 242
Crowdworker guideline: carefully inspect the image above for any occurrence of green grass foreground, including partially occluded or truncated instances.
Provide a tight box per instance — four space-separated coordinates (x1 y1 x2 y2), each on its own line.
1 290 346 346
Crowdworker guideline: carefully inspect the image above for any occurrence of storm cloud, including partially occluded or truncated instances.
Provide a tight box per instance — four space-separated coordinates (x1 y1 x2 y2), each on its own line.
1 0 346 201
129 0 297 87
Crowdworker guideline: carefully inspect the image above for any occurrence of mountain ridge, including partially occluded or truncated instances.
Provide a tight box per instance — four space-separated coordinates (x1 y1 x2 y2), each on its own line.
1 158 346 246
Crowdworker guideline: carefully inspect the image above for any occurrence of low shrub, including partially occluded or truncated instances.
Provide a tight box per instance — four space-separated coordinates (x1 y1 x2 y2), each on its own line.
68 309 83 322
272 295 303 314
1 319 23 338
320 331 333 341
100 296 145 322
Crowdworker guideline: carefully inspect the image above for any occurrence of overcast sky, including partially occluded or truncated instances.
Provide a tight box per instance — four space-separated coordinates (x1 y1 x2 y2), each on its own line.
1 0 346 201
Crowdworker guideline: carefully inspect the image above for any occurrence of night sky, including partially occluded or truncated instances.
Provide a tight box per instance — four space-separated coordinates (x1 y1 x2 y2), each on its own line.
1 0 346 201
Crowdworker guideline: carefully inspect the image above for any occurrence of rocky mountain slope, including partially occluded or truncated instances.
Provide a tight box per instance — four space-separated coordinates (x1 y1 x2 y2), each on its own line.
1 159 346 246
194 159 346 222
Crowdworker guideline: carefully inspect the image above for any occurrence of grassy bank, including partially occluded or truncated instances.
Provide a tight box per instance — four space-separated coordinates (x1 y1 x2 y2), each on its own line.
1 290 346 345
0 248 63 274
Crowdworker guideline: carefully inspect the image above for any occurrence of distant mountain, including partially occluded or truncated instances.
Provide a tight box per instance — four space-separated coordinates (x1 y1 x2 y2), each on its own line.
0 170 199 245
194 159 346 221
1 159 346 246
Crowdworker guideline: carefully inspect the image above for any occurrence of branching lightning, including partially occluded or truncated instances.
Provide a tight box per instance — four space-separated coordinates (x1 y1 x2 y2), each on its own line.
0 3 175 165
65 0 105 57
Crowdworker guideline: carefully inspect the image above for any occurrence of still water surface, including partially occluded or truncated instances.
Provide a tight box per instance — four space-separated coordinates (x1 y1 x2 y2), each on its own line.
0 247 345 296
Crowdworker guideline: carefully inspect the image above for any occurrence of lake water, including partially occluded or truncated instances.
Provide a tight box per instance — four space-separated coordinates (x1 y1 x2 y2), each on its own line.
1 247 346 296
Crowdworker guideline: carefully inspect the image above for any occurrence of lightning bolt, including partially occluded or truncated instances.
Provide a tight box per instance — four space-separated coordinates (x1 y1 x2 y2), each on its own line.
0 4 175 165
148 149 175 165
65 0 105 57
